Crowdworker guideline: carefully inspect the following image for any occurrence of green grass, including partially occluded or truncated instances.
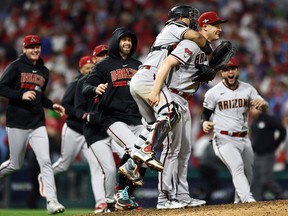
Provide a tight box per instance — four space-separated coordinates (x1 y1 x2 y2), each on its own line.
0 209 93 216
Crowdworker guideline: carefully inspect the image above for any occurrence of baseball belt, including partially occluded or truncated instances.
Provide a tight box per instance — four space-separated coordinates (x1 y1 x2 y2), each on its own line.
220 130 248 137
170 88 192 100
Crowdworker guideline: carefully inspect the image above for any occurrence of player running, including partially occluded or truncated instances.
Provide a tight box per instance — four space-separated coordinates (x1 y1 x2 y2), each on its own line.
200 57 268 203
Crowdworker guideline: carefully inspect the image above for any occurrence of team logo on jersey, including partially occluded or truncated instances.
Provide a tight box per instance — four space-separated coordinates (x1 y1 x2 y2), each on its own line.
184 48 192 59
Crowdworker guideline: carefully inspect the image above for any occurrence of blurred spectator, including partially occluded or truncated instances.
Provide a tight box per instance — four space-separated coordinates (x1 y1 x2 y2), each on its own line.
250 108 286 201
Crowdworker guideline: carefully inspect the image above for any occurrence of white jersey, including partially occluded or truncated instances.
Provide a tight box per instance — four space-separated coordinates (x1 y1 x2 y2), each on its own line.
203 80 264 132
166 39 208 95
141 21 189 69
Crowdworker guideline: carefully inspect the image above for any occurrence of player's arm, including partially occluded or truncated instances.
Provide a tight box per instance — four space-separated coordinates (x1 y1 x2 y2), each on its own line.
75 76 89 121
200 107 215 133
183 30 213 56
0 64 23 100
61 81 77 117
148 55 179 107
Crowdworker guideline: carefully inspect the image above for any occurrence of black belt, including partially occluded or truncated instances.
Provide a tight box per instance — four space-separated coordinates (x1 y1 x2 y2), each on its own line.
170 89 192 100
220 130 248 137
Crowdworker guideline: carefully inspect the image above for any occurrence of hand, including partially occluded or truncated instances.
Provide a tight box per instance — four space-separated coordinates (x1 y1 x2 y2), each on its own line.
96 83 108 95
53 104 65 117
22 91 36 101
148 91 160 107
251 99 268 112
202 121 215 133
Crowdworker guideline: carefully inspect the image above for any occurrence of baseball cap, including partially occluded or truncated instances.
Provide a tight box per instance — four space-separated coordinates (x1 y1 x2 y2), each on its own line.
93 45 108 57
198 11 227 27
79 56 94 68
22 35 42 48
226 57 239 67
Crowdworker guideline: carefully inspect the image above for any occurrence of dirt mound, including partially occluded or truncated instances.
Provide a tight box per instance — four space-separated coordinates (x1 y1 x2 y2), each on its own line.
96 200 288 216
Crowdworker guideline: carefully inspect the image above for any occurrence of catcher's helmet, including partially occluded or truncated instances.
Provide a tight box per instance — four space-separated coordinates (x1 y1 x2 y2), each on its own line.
167 5 200 30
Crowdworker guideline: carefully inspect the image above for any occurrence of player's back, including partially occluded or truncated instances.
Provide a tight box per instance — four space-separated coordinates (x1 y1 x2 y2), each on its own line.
141 22 188 69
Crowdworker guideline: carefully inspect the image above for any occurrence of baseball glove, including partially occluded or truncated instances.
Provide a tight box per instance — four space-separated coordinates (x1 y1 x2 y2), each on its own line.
193 64 216 82
209 41 235 71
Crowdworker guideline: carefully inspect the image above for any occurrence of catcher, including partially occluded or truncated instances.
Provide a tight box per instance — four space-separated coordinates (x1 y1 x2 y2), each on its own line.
143 11 232 209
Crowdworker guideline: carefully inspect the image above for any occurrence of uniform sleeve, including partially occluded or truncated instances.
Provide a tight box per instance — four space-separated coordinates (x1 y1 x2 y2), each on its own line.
203 89 216 111
170 24 189 40
82 65 102 98
0 63 23 100
61 81 77 117
249 84 263 101
170 40 198 65
42 95 54 109
75 76 88 120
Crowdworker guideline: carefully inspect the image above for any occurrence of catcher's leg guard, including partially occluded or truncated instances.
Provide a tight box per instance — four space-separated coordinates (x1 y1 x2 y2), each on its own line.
132 102 181 172
150 102 181 151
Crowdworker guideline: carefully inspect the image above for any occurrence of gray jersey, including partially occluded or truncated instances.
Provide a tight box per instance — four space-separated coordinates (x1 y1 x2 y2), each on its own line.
166 39 208 95
203 80 263 132
141 22 189 69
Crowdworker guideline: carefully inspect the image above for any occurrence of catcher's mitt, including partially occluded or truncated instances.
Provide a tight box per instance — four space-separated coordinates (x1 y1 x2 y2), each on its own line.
209 41 235 71
193 64 216 82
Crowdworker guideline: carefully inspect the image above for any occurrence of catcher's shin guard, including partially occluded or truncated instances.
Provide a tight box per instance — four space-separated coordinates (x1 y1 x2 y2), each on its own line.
150 102 181 151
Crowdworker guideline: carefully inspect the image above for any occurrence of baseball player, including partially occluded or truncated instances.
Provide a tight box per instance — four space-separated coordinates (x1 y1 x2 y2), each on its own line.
82 27 144 211
74 45 125 213
0 35 65 214
147 11 228 209
201 56 269 203
125 5 213 174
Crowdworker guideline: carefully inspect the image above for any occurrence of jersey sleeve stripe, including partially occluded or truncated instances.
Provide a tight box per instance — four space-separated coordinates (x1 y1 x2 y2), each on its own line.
171 54 186 65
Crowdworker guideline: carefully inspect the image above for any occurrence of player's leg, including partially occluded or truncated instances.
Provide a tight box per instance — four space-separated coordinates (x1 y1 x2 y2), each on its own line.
107 122 144 186
131 81 180 170
81 142 109 212
0 127 29 178
52 123 84 174
89 137 118 204
213 138 254 203
157 132 186 209
175 105 206 207
242 140 254 186
29 126 65 214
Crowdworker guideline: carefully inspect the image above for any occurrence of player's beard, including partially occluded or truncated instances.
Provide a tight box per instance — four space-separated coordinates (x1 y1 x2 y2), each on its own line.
119 46 131 59
224 74 239 89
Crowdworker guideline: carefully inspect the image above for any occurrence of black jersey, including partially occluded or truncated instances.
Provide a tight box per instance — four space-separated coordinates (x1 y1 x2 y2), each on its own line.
0 53 54 129
82 28 142 131
75 74 109 146
61 74 83 134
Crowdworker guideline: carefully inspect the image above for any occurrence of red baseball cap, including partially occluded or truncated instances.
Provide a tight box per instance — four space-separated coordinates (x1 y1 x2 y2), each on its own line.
79 56 94 68
226 57 239 67
198 11 227 27
22 35 42 48
93 45 108 57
